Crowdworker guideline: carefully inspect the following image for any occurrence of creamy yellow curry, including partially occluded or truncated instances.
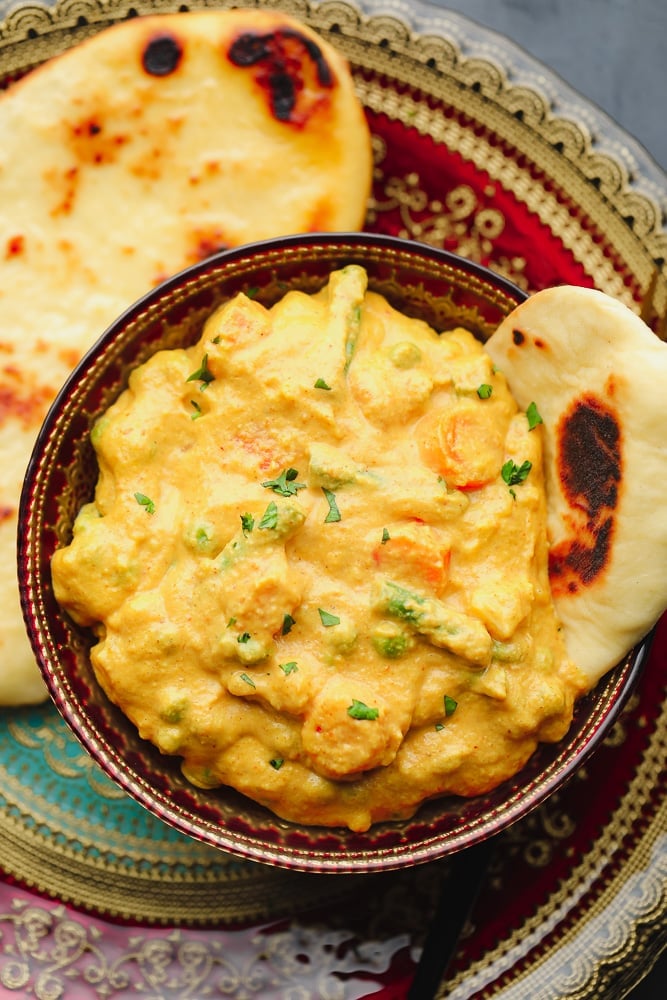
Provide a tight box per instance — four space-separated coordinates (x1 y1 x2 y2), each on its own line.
51 266 587 832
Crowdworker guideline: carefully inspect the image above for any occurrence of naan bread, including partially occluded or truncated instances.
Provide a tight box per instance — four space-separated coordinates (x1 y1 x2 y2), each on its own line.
485 285 667 686
0 9 372 704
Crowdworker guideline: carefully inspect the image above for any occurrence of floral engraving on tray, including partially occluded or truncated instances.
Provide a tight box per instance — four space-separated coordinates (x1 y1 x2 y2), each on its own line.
0 894 412 999
368 137 530 290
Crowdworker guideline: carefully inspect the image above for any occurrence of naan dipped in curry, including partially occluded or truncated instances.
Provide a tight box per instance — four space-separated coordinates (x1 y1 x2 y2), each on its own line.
0 9 372 703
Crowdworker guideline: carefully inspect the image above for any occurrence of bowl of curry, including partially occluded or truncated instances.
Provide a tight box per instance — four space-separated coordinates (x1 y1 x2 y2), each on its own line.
18 233 647 872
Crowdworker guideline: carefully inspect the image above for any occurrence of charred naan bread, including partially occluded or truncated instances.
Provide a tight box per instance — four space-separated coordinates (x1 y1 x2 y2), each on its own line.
486 285 667 685
0 9 372 704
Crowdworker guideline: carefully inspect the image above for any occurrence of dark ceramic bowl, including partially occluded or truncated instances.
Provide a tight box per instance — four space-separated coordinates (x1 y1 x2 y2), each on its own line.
17 233 648 873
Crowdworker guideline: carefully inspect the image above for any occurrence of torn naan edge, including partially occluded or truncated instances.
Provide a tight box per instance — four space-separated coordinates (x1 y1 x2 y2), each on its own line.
485 284 667 686
0 8 372 704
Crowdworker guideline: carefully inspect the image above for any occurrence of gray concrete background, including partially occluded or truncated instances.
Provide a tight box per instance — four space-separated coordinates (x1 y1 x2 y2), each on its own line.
428 0 667 174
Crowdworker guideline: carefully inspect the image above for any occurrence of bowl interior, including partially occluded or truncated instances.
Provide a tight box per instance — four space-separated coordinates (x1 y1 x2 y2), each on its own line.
18 233 647 872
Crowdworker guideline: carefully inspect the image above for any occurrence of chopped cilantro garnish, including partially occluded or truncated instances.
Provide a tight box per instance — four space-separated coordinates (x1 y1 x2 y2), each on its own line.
190 399 203 420
186 354 215 390
281 613 296 635
314 378 332 390
501 459 532 488
318 608 340 627
269 757 284 770
477 383 493 399
381 527 390 544
347 699 379 721
240 512 254 535
322 487 341 523
134 492 156 515
261 468 306 497
279 661 298 675
258 501 278 530
237 633 251 644
527 401 543 430
435 722 445 731
239 672 255 688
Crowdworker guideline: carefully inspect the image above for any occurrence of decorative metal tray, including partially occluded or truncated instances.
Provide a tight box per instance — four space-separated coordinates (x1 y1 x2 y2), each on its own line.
0 0 665 996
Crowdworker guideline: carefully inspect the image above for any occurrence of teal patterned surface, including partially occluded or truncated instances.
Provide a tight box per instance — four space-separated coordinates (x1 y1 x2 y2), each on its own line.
0 702 237 873
0 701 366 926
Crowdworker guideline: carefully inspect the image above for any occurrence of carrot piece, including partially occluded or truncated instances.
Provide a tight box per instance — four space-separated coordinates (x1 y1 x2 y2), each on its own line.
418 399 505 491
373 524 450 592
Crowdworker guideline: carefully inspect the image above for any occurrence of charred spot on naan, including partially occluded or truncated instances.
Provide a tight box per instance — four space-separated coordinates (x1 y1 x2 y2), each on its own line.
5 235 25 259
47 165 78 218
141 32 184 77
0 372 57 431
68 117 130 167
227 27 335 127
512 327 548 351
549 391 622 596
138 20 338 128
187 229 231 265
